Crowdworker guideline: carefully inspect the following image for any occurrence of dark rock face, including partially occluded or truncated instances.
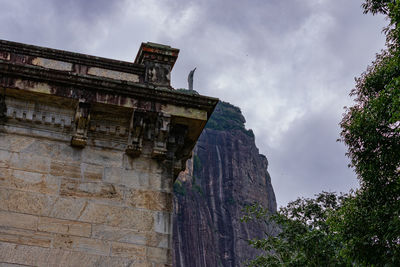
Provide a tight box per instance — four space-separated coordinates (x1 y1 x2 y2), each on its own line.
173 102 277 267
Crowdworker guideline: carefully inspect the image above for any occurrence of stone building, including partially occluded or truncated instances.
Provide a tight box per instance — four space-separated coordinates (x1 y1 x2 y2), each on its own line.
0 40 217 266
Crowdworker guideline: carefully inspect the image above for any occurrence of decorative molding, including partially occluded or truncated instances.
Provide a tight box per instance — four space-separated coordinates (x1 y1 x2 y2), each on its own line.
0 39 218 181
0 39 145 76
126 110 145 157
0 62 218 114
168 124 190 177
71 102 91 148
4 97 74 129
152 113 171 158
123 112 193 178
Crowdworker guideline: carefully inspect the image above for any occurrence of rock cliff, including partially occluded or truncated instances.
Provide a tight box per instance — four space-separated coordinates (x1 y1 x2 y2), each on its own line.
173 101 277 267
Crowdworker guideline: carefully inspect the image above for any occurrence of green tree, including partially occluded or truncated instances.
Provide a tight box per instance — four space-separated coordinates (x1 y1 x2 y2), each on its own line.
243 1 400 265
241 192 350 267
337 0 400 264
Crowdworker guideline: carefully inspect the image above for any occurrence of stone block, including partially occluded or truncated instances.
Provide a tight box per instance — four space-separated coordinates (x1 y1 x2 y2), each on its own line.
53 235 111 256
146 232 170 248
8 152 50 174
91 225 169 248
147 247 171 264
60 179 124 202
103 167 150 189
49 197 88 221
148 173 173 193
122 155 157 172
81 163 103 181
0 227 52 248
110 242 146 260
16 139 82 163
32 57 73 71
0 135 35 153
126 190 173 212
82 147 123 167
0 211 38 230
154 212 172 235
79 203 154 231
0 188 55 216
0 262 29 267
0 241 135 267
92 225 145 244
0 168 12 183
50 160 81 179
0 169 59 195
0 150 10 169
38 217 91 237
87 67 139 83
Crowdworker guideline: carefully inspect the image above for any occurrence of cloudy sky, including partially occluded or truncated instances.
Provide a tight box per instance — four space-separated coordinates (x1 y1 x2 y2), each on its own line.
0 0 387 206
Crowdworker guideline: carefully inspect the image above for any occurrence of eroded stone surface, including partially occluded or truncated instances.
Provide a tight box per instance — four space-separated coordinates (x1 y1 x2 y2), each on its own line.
38 217 92 237
0 39 217 266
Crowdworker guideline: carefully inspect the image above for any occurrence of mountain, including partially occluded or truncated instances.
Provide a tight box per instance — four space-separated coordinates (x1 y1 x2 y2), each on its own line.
173 100 277 267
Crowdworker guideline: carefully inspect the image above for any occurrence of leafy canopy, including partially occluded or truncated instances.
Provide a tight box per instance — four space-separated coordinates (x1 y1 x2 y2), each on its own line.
337 0 400 264
241 192 350 267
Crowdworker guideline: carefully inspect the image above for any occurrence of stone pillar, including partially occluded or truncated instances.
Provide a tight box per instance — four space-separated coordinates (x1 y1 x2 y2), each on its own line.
0 39 217 267
134 42 179 89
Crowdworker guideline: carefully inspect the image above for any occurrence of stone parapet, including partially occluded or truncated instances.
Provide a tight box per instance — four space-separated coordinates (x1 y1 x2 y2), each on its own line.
0 39 217 266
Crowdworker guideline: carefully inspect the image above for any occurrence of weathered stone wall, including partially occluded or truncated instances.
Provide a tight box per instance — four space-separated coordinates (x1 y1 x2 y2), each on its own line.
0 133 172 266
0 40 217 266
0 100 177 266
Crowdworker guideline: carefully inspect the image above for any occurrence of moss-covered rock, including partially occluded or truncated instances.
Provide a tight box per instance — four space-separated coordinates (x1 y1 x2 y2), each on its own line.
206 101 254 137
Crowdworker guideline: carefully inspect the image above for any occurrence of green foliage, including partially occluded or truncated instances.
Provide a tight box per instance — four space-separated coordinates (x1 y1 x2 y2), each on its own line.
362 0 400 50
242 4 400 265
337 1 400 265
241 192 351 267
242 2 400 266
206 101 255 137
173 180 186 196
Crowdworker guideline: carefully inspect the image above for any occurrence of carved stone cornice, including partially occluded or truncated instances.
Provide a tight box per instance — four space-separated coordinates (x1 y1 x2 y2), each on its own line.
0 39 145 76
71 101 91 147
0 39 218 180
0 61 217 115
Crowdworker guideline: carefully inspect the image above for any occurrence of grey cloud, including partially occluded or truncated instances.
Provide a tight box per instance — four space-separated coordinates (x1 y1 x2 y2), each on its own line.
47 0 125 21
260 110 359 206
0 0 386 206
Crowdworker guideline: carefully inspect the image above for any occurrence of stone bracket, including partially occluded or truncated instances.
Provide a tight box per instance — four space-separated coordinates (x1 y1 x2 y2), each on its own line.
168 124 190 177
126 110 145 157
126 111 174 160
152 113 171 158
71 101 91 148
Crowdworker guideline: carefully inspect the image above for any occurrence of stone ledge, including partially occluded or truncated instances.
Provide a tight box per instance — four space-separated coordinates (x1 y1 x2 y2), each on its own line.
0 61 218 114
0 39 145 76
